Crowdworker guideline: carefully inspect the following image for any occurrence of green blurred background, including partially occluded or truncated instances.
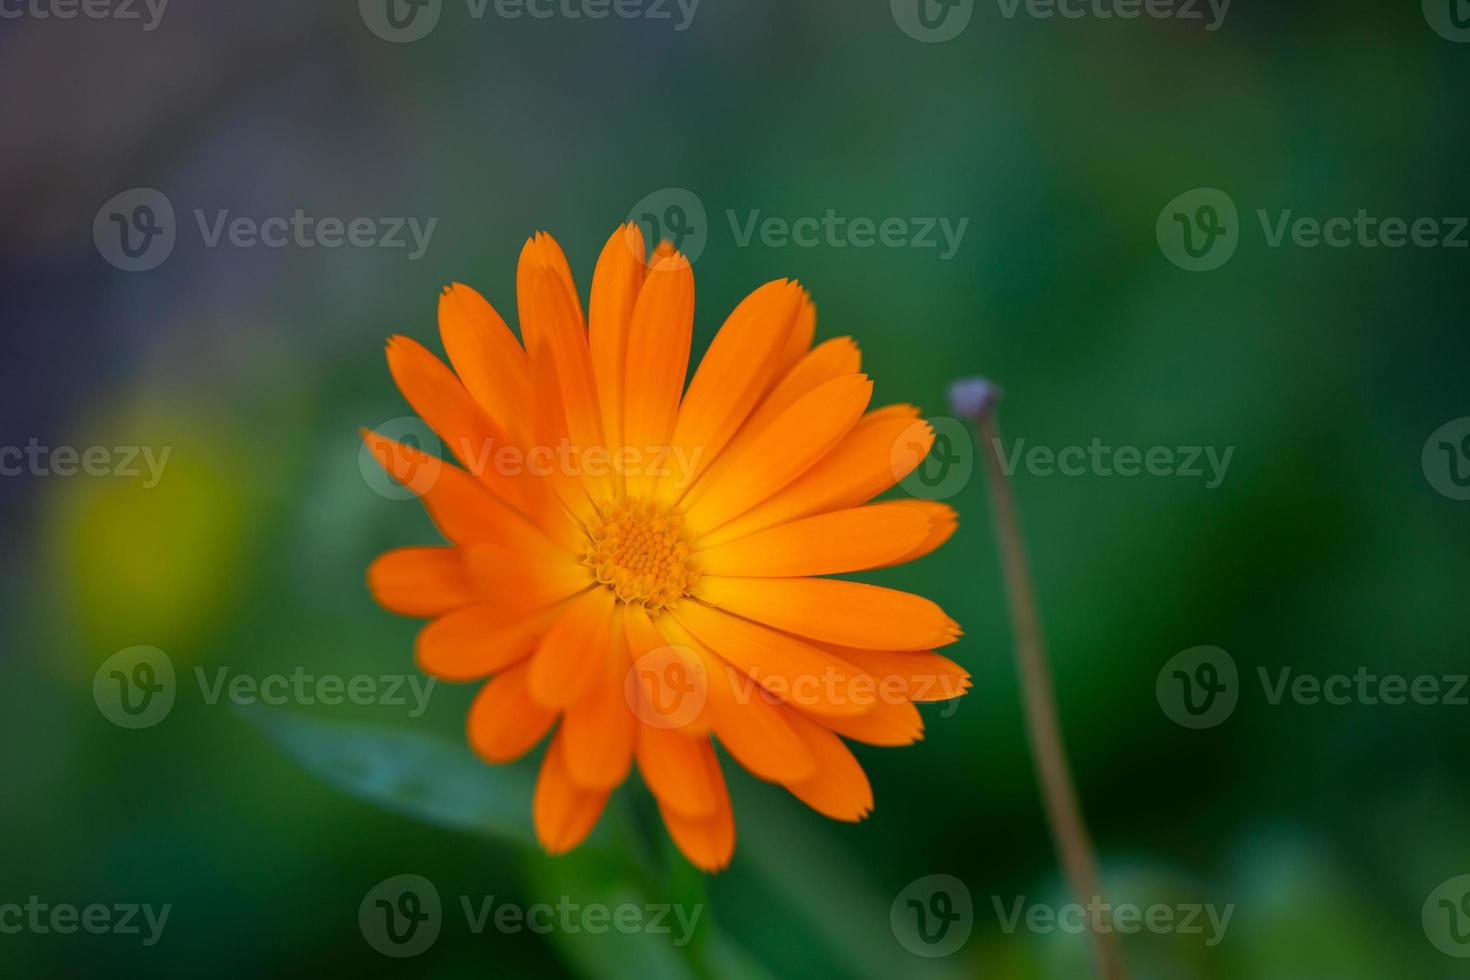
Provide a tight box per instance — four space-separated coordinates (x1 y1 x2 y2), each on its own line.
2 1 1468 976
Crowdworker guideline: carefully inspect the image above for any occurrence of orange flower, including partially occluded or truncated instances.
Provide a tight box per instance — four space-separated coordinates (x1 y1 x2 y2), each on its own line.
364 225 968 871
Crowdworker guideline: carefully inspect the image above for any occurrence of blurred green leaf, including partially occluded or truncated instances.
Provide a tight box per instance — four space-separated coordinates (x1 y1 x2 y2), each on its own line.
241 705 542 848
699 929 786 980
525 849 703 980
735 777 971 980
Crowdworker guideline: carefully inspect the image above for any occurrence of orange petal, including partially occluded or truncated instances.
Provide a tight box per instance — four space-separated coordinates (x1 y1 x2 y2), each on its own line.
534 730 609 854
774 289 816 378
367 547 476 617
816 647 972 702
670 602 874 718
749 335 862 429
678 336 861 509
684 374 872 537
359 426 449 503
589 223 647 467
385 335 522 508
527 267 613 504
360 430 578 559
637 726 724 818
560 605 636 790
781 710 874 822
528 586 618 709
804 698 924 747
462 543 592 614
875 501 958 567
656 613 816 783
698 405 923 547
466 661 557 763
663 279 805 491
696 501 938 577
622 249 693 498
438 283 531 442
696 577 961 651
525 329 600 526
656 771 735 872
416 603 560 681
623 603 712 735
516 232 583 355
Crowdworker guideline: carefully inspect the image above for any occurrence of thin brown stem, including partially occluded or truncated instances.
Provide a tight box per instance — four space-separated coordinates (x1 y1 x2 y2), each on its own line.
973 409 1126 980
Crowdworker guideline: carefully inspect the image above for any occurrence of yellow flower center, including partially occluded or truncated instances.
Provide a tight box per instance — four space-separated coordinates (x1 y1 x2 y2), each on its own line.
585 498 699 612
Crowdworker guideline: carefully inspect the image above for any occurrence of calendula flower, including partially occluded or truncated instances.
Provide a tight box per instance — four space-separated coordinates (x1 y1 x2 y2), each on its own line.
364 224 968 871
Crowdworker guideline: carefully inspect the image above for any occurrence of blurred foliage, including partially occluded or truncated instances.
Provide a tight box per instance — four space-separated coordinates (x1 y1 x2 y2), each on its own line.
2 0 1468 977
